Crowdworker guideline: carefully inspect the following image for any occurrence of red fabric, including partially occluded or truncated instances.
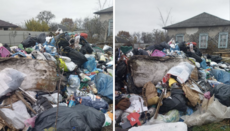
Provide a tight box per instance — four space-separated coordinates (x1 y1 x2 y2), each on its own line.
187 42 197 46
80 33 88 39
74 33 88 39
127 112 141 126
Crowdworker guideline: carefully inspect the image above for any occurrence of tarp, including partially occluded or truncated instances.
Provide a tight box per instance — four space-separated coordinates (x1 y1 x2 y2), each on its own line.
32 104 105 131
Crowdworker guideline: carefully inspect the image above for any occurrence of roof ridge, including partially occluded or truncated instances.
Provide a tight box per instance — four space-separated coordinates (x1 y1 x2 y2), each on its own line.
163 12 230 29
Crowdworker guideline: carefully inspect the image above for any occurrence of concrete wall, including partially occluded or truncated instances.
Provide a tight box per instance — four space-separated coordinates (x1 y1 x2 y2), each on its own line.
167 26 230 53
0 30 49 46
0 30 89 46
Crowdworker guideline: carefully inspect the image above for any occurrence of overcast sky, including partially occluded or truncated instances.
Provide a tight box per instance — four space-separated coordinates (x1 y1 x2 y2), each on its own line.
115 0 230 34
0 0 112 26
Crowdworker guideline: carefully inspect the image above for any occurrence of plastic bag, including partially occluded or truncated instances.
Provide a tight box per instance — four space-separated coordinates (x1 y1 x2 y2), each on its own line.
181 96 230 127
37 33 46 44
22 36 38 47
60 56 77 71
0 46 10 57
43 52 56 62
163 62 195 84
42 93 63 103
147 110 180 125
95 73 113 100
63 47 88 67
31 50 46 60
210 69 230 85
83 56 96 72
0 68 26 97
0 100 31 129
68 75 80 89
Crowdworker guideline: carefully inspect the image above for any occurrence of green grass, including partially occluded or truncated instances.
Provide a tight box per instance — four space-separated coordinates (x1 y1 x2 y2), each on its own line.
190 120 230 131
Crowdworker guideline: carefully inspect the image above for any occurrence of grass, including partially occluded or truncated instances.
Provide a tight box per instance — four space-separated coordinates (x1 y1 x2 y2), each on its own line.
190 120 230 131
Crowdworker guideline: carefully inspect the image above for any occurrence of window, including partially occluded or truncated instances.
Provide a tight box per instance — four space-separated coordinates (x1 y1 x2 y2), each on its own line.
108 19 113 36
218 32 228 48
199 33 208 49
176 34 184 43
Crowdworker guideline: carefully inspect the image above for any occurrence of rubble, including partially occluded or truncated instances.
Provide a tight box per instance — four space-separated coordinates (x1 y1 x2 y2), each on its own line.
0 29 113 131
115 38 230 130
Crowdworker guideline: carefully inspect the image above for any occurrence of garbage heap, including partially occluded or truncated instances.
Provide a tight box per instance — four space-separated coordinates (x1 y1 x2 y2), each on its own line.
0 31 113 131
115 38 230 131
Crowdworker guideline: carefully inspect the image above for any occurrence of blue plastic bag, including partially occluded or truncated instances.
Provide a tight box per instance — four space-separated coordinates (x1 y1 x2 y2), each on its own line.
200 58 207 69
44 38 55 47
210 69 230 85
83 57 96 72
95 73 113 100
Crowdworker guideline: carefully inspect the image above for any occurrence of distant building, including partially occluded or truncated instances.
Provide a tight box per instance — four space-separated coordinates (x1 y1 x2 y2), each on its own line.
0 19 18 30
163 12 230 53
94 6 113 41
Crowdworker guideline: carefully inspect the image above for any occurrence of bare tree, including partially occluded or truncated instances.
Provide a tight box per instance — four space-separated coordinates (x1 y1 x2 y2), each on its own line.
36 11 55 24
75 18 83 29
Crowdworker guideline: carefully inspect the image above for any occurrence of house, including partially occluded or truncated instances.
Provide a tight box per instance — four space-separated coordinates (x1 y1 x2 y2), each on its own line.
163 12 230 53
0 19 18 30
94 6 113 40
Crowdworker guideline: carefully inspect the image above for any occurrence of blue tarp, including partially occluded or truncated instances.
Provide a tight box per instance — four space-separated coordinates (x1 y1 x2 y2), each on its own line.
95 73 113 100
210 69 230 85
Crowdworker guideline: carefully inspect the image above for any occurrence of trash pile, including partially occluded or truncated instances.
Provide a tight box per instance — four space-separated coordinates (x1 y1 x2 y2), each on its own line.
0 29 113 131
115 38 230 131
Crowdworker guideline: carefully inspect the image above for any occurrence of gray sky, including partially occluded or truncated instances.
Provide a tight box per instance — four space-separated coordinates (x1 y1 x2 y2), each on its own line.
0 0 112 26
115 0 230 35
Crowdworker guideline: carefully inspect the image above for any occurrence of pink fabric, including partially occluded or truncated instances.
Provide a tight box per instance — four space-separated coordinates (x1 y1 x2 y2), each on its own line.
151 49 165 57
204 91 211 99
24 116 37 128
0 46 10 57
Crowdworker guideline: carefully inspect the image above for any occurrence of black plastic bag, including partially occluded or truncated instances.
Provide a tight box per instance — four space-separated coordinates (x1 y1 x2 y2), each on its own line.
178 41 187 53
132 49 148 56
37 33 46 44
146 45 155 51
56 33 69 49
116 60 127 79
186 52 202 63
210 84 230 107
3 44 11 52
22 36 38 47
80 43 93 54
63 47 87 67
159 89 187 114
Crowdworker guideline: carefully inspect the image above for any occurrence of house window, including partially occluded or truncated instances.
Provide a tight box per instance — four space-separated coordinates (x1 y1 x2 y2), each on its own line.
199 33 208 49
176 34 184 43
108 19 113 36
218 32 228 48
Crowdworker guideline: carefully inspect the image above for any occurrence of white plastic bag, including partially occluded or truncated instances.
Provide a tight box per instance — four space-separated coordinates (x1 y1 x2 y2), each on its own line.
129 122 187 131
31 50 46 60
181 96 230 127
0 68 26 97
147 110 180 125
102 113 112 127
165 62 195 83
60 56 77 71
0 101 31 129
42 93 63 103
